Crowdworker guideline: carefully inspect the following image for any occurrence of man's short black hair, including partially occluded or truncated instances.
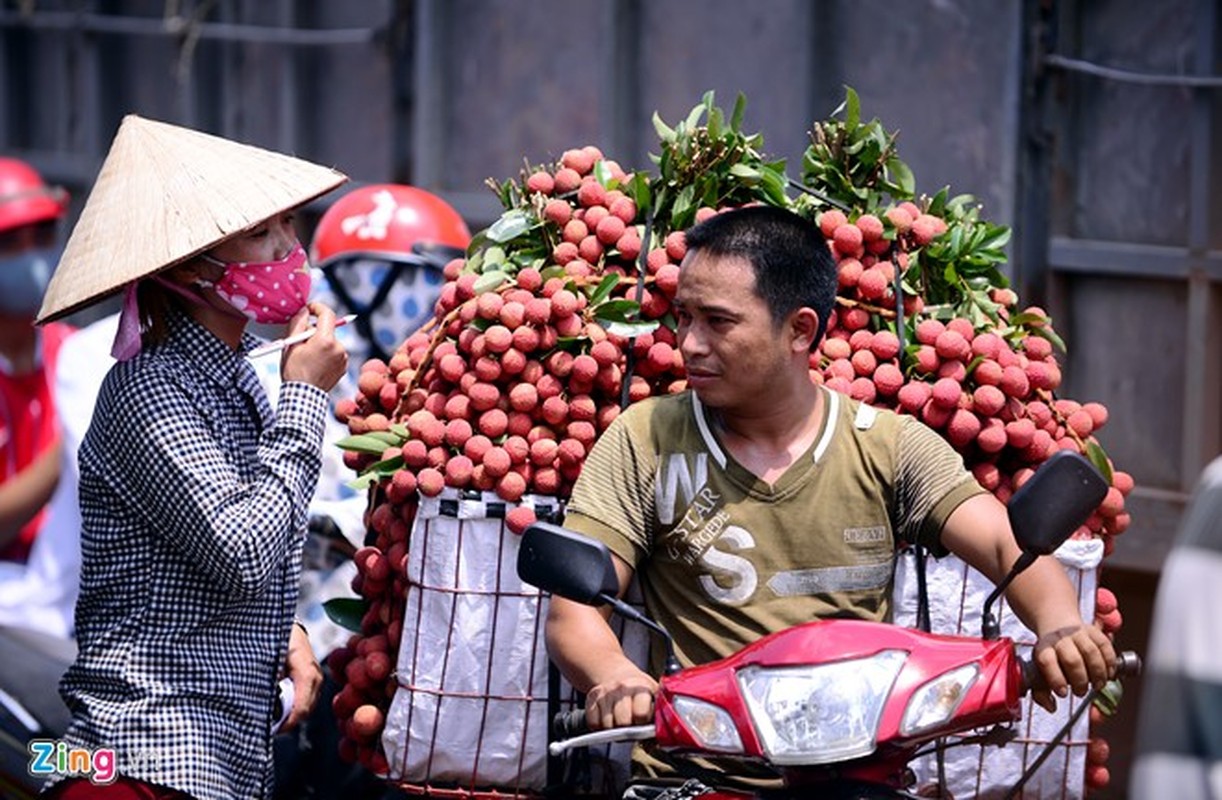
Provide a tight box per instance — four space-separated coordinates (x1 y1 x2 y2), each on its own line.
683 205 837 346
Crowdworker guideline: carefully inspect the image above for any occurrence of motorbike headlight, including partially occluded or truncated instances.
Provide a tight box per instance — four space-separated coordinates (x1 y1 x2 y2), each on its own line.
900 663 980 737
737 650 907 765
672 695 744 754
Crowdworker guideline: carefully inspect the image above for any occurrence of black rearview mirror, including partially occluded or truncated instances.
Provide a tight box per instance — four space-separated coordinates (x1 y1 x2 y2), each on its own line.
518 522 620 605
1007 450 1110 555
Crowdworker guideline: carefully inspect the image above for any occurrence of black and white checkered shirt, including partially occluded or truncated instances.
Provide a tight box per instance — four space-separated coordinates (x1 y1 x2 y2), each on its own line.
56 309 327 800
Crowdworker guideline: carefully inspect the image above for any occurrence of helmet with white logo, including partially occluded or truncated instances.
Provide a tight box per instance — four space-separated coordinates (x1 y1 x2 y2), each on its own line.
0 158 69 234
309 184 471 361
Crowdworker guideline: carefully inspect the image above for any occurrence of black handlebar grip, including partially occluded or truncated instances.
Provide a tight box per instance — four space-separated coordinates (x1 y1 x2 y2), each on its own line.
553 708 590 738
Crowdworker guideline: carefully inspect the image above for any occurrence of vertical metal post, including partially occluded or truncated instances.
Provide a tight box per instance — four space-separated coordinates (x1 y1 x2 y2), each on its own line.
412 0 445 190
601 0 640 166
1013 0 1053 305
994 1 1024 263
220 0 240 139
71 0 101 159
1040 0 1082 327
277 0 298 155
1179 0 1220 489
390 0 414 183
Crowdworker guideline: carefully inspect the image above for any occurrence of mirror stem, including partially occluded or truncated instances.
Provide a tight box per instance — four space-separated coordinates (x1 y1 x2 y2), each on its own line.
600 593 683 676
981 551 1037 640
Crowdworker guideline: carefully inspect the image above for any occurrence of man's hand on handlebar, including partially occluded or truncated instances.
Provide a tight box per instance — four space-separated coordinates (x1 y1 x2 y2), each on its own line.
1031 622 1117 713
586 664 658 731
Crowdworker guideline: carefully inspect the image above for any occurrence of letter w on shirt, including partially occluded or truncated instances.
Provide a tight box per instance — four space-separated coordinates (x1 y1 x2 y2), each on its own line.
656 454 709 525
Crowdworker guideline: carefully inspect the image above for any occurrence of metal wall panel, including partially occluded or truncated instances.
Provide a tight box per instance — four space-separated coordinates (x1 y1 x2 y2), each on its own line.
1060 276 1187 487
817 0 1024 232
636 0 812 172
1062 0 1195 245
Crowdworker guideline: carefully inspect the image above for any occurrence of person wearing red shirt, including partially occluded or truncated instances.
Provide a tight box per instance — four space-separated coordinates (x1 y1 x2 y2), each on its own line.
0 157 73 563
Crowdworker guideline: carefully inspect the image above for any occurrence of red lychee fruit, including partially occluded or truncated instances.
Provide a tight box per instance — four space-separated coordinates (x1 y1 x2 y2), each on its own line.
911 214 945 246
855 214 884 242
832 223 863 256
873 363 904 396
417 467 445 497
884 206 913 235
915 319 946 346
818 209 848 239
947 409 982 449
897 381 932 414
931 377 962 409
577 180 606 208
561 148 596 176
664 231 687 262
505 506 537 536
526 171 555 195
543 198 572 226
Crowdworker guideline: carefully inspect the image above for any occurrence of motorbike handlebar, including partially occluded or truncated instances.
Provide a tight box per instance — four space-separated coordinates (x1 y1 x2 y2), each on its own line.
553 708 590 739
1020 649 1141 694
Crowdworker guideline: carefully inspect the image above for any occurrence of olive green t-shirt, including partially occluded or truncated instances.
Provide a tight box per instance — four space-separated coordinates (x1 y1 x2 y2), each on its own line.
564 386 985 674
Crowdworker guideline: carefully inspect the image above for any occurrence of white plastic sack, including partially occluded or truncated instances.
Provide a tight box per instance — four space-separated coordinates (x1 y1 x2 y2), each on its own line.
381 489 649 794
892 538 1104 800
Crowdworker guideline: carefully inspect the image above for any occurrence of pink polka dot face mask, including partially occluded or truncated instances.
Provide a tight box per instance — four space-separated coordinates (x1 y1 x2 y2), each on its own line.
202 243 312 323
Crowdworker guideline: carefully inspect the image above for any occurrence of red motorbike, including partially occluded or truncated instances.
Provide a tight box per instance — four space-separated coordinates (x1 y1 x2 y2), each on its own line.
518 450 1139 799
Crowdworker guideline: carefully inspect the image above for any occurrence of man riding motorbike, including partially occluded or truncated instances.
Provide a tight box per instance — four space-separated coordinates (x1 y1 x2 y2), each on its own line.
544 206 1116 795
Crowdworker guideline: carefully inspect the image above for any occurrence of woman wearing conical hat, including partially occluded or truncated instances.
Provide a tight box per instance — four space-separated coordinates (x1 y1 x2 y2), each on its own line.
36 116 349 800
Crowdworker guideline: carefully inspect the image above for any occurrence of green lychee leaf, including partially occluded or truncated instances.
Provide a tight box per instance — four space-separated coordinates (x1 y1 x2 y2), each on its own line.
336 434 399 455
594 159 615 188
603 320 660 338
588 273 621 306
324 597 369 633
465 250 484 274
592 298 641 323
1085 441 1114 485
887 157 916 197
364 430 406 446
389 422 411 440
364 454 405 478
844 86 861 129
729 163 761 181
346 472 379 490
1037 325 1067 353
473 270 508 295
624 172 652 213
652 111 676 143
688 92 712 130
760 168 789 206
707 105 723 139
730 92 746 132
486 210 534 243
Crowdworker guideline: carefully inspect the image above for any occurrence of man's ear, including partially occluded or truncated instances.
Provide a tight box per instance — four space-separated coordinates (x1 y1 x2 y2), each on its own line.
790 307 820 353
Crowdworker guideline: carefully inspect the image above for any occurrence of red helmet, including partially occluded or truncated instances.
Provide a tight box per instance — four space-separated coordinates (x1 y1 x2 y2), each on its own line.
0 157 69 234
310 184 471 269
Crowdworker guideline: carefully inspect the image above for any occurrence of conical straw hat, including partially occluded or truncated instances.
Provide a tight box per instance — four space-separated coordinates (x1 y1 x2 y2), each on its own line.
37 114 348 323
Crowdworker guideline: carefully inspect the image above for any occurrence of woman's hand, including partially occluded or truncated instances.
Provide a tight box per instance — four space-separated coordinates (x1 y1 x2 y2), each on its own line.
281 302 348 392
282 622 324 732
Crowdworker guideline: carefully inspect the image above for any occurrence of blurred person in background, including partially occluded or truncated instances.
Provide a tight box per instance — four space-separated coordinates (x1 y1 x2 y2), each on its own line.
0 155 76 800
271 183 469 800
0 157 73 568
1131 454 1222 800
